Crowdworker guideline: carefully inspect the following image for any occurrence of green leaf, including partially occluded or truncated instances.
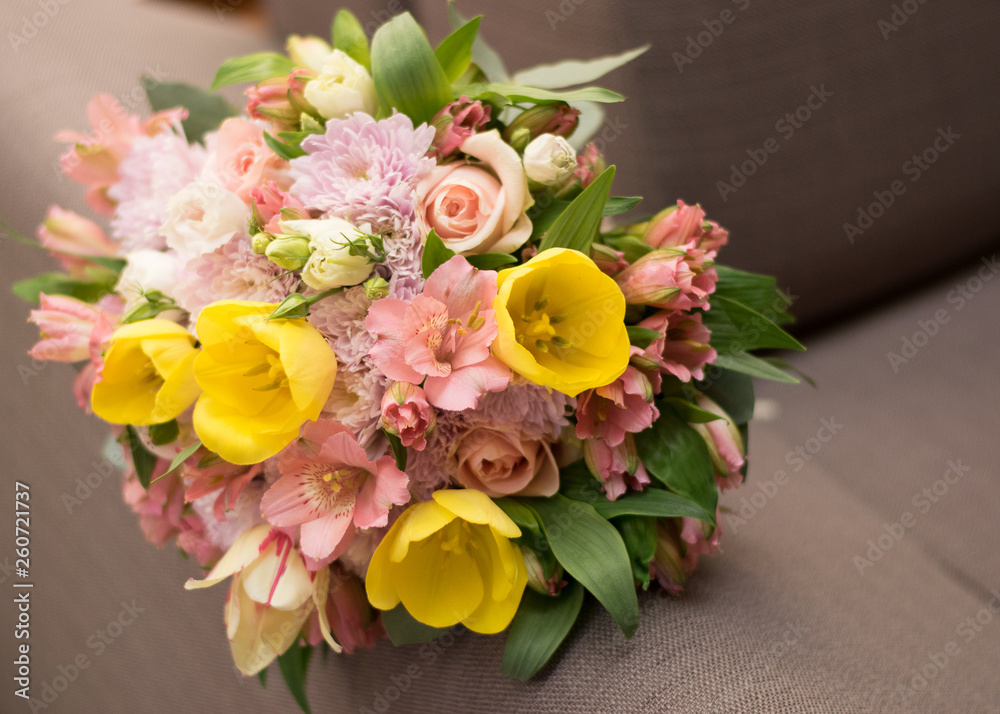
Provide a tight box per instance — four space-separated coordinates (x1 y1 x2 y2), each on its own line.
713 352 801 384
702 296 805 353
455 82 624 105
511 46 649 89
616 516 656 589
264 132 306 161
332 9 370 70
435 16 481 83
381 604 450 645
210 52 296 91
634 408 718 517
148 420 179 446
257 668 268 688
12 270 117 304
384 431 407 471
276 645 312 714
447 2 509 82
604 233 653 263
523 495 639 637
695 368 755 424
124 426 158 490
714 265 793 323
527 198 570 243
538 165 615 253
465 252 518 270
603 196 643 217
502 581 584 681
151 441 202 484
143 77 238 143
421 229 456 279
661 397 727 423
371 12 454 125
763 357 816 388
494 498 542 537
560 462 715 524
627 326 661 349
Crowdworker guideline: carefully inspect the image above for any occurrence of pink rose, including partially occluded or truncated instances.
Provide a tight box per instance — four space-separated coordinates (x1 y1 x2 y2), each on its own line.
449 426 559 498
416 130 533 255
380 382 436 451
208 118 286 202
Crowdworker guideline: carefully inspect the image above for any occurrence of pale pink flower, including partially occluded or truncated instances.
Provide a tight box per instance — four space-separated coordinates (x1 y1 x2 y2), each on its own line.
55 94 186 215
643 200 730 254
184 459 264 522
694 395 745 491
574 142 605 188
246 70 312 133
261 421 410 562
122 457 185 548
430 96 491 158
582 434 650 500
72 304 117 412
680 512 721 572
365 256 511 410
307 563 385 654
448 425 559 497
251 180 307 235
614 247 717 311
37 206 119 276
380 382 435 450
28 293 104 362
630 310 717 384
576 366 658 447
206 118 287 202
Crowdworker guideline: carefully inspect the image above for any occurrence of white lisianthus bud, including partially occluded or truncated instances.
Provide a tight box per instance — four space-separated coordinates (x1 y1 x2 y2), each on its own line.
303 50 378 120
522 133 577 187
280 218 375 290
286 35 333 72
161 179 249 259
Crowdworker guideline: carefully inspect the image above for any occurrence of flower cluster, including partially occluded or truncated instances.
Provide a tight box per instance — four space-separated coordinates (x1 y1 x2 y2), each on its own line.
20 8 802 698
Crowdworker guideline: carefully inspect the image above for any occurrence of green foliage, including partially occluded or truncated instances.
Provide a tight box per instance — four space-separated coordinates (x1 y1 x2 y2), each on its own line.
502 581 584 680
143 77 237 143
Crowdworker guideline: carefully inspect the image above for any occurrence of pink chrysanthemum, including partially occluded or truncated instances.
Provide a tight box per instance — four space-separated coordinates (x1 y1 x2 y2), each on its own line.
289 112 436 234
108 132 205 251
173 235 297 322
307 286 374 367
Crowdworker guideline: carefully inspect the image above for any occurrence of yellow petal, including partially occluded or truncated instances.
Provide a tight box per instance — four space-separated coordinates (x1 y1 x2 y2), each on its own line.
279 319 337 417
185 524 271 590
241 538 312 611
110 318 193 342
90 341 159 424
311 567 343 653
432 489 521 539
389 501 457 563
365 516 405 611
151 349 201 424
228 574 311 676
195 300 274 348
193 396 301 465
392 534 484 628
462 528 528 635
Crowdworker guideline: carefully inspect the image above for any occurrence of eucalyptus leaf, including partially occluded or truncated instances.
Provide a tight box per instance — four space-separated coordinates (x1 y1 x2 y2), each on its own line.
538 166 615 253
371 13 454 124
210 52 296 91
502 581 584 681
332 9 370 70
512 45 650 89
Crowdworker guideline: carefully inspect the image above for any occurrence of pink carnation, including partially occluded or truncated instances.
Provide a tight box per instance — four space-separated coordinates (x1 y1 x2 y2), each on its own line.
365 256 511 411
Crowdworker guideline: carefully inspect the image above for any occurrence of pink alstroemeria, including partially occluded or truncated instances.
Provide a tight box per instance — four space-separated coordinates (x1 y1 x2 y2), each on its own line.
576 366 658 447
630 310 717 384
250 180 308 235
642 200 730 254
28 293 105 362
261 421 410 563
680 512 721 572
582 434 650 501
55 93 186 215
366 256 512 411
380 382 436 451
37 206 119 276
693 395 745 491
184 459 263 522
615 246 717 312
430 96 491 158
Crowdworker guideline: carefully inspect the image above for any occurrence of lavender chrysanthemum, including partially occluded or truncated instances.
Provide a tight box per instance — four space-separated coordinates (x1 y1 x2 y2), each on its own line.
289 112 436 234
307 286 374 368
108 132 205 251
174 235 297 322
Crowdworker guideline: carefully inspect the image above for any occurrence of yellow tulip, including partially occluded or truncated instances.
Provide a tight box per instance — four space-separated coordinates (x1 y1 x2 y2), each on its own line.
365 489 528 634
491 247 629 397
192 300 337 465
91 319 200 426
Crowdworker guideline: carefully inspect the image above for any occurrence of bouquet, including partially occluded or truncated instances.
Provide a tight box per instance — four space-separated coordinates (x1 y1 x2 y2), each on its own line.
17 6 805 708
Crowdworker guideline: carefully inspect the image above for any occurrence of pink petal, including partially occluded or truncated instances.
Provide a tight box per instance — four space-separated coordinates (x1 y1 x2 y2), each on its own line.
366 299 424 383
424 256 498 320
423 356 510 411
300 504 355 561
260 474 316 527
354 457 410 529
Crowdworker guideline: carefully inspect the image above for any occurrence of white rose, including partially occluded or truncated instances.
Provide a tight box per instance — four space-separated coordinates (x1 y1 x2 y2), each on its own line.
522 133 577 187
160 179 248 259
304 50 378 120
281 218 376 290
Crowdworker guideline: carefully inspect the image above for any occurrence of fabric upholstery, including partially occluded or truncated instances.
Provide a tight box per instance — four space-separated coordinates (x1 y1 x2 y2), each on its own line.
1 1 997 712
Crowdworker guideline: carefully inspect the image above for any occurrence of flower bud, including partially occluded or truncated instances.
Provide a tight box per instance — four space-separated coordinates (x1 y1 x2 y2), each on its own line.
582 434 649 500
614 249 686 306
362 276 390 300
265 235 312 270
520 546 566 596
642 201 705 250
280 218 375 290
590 243 629 277
692 395 745 490
245 77 300 133
38 206 119 277
303 50 377 120
287 35 333 72
523 134 577 187
574 142 606 188
502 102 580 150
267 293 311 320
380 381 435 451
652 519 687 595
430 96 491 158
251 232 273 255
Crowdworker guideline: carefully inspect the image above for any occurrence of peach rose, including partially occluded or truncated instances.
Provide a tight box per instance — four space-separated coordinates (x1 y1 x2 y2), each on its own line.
416 130 533 255
448 426 558 497
208 118 287 202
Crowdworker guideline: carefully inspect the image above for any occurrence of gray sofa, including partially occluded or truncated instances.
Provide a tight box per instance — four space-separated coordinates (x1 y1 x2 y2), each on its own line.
1 0 997 712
